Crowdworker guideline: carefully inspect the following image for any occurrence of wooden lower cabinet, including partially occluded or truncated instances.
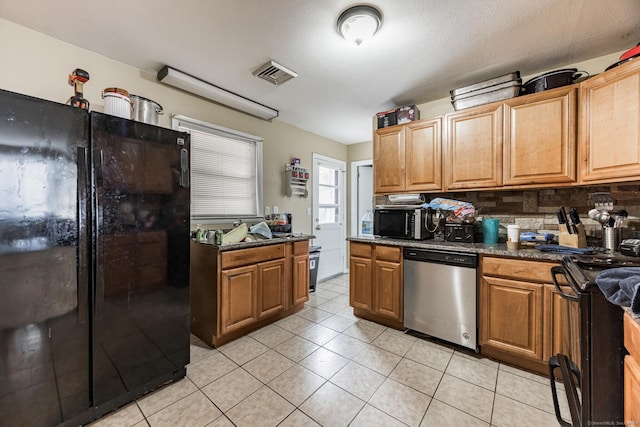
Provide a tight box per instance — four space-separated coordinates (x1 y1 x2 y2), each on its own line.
191 239 310 347
220 264 258 335
625 313 640 425
480 256 569 374
480 275 544 360
257 259 285 319
349 242 403 328
350 255 372 310
292 255 309 306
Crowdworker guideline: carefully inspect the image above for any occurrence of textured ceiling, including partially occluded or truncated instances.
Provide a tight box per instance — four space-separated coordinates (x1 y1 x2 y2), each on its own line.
1 0 639 144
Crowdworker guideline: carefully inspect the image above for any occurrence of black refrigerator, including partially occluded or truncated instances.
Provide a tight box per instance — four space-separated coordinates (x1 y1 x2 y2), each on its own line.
0 88 191 426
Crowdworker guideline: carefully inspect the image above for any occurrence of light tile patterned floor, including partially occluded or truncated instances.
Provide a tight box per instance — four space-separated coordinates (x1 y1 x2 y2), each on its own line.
88 274 568 427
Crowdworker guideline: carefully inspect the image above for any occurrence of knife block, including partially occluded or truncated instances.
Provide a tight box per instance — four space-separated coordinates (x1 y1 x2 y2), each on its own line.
558 223 587 248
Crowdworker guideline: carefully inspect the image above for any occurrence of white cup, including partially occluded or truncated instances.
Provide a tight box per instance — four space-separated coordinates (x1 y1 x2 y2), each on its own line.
507 224 520 243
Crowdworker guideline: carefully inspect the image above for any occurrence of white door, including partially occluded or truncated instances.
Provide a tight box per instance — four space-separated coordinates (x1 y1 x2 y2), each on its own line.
350 160 373 237
312 153 346 282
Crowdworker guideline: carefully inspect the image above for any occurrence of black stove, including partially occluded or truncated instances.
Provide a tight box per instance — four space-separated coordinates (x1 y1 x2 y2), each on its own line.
562 253 640 289
549 254 640 426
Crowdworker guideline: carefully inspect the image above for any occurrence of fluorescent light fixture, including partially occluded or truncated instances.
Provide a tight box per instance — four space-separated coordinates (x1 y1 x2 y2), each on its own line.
157 66 279 121
337 5 383 46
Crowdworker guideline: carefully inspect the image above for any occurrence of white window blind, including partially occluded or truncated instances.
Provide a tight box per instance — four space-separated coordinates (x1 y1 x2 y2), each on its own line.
172 115 263 220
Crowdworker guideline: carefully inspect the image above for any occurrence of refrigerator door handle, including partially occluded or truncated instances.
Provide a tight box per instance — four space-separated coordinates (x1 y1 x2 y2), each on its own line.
93 148 105 320
180 148 189 188
77 146 89 324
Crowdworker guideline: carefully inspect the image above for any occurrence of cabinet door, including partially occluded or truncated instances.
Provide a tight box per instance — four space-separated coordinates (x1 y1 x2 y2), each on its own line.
220 265 258 335
625 355 640 425
372 260 402 321
257 259 285 320
543 284 579 367
445 104 503 190
405 118 442 191
350 256 372 310
579 60 640 183
480 275 543 360
374 125 405 193
504 86 577 186
292 254 309 306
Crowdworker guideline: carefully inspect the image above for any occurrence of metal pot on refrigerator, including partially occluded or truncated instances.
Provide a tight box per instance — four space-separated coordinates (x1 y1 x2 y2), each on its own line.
130 94 163 125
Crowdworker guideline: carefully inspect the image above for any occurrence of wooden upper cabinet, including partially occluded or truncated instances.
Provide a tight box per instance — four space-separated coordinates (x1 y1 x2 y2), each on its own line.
579 59 640 184
374 125 405 193
405 118 442 191
445 103 503 190
374 118 443 194
504 86 577 186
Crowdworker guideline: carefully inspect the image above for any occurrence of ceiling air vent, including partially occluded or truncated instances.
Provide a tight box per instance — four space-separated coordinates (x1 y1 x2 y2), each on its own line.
253 60 298 86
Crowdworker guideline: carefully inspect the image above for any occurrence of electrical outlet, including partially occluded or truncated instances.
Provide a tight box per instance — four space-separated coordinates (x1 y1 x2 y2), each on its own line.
264 206 270 216
273 206 279 214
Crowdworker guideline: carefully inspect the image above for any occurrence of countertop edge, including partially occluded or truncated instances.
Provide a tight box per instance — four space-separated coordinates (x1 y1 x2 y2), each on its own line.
346 236 564 261
195 234 314 251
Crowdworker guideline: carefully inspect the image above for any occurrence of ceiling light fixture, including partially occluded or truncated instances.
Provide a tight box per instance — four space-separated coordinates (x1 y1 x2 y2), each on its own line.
336 5 383 46
157 66 279 121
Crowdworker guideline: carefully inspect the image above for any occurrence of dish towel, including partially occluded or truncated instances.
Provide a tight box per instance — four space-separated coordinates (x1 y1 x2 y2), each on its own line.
596 267 640 315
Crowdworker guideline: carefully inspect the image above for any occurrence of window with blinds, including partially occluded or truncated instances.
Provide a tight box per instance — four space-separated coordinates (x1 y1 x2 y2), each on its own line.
172 115 263 220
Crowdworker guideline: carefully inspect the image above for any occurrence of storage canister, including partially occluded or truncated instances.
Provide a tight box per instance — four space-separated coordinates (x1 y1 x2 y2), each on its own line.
130 94 163 125
102 87 132 119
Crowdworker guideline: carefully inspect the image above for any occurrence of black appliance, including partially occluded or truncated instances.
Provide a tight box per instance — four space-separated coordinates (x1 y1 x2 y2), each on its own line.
0 88 191 426
444 223 476 243
549 254 640 426
373 207 433 240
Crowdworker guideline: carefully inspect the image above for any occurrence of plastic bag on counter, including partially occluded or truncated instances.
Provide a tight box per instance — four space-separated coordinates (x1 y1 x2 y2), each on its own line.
249 221 273 239
423 197 476 222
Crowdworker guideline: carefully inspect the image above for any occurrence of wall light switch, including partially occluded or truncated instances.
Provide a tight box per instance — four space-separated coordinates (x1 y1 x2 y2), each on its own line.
307 208 311 216
264 206 270 216
273 206 279 214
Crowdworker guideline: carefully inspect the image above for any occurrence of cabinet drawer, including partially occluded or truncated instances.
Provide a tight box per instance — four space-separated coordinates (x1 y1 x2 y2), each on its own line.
221 244 285 269
375 245 401 263
293 240 309 256
482 256 559 283
625 313 640 358
351 242 372 258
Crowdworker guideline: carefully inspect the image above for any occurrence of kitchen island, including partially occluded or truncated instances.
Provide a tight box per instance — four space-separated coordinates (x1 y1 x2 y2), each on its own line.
191 234 313 347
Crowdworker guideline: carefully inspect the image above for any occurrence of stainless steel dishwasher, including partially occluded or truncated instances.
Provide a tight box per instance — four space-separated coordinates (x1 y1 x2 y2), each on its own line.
403 248 478 351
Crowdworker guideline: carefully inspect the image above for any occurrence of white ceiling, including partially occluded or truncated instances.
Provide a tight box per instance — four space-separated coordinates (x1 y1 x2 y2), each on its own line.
1 0 639 144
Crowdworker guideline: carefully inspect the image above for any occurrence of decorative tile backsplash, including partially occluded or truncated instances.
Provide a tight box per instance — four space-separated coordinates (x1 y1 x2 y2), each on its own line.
376 184 640 240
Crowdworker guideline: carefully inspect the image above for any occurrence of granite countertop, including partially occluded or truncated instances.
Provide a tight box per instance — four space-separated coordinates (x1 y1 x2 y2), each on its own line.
197 233 314 252
347 236 565 261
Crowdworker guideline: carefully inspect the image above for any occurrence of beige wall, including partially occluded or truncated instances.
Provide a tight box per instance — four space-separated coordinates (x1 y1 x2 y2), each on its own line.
0 18 347 235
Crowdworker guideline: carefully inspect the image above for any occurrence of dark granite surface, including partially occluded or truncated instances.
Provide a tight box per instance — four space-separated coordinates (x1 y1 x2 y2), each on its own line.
347 236 565 261
197 233 314 252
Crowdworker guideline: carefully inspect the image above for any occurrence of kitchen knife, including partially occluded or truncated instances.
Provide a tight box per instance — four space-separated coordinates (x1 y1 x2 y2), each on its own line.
557 207 571 233
569 208 581 233
562 206 577 234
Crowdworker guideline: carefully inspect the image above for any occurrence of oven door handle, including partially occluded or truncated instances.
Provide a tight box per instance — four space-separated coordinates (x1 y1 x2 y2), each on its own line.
550 266 579 301
549 354 582 427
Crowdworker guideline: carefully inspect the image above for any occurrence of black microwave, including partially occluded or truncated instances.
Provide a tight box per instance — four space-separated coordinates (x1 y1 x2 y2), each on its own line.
373 208 433 240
